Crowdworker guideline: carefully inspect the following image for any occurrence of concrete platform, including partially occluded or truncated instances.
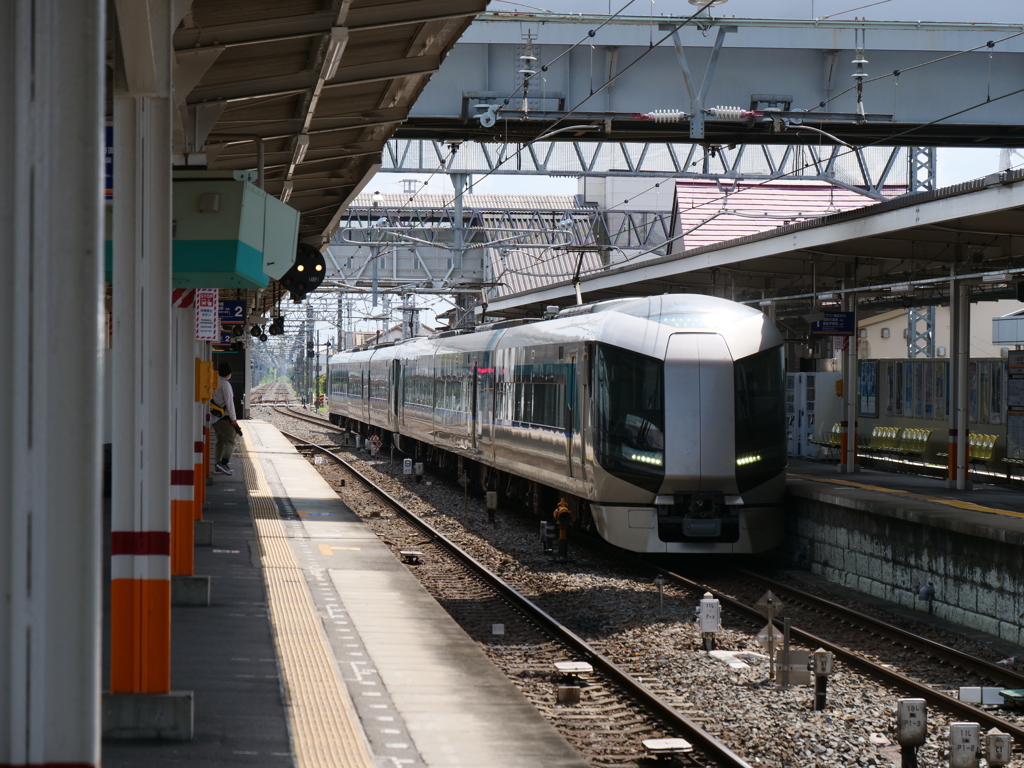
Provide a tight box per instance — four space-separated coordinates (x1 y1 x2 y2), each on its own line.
783 457 1024 646
243 419 588 768
102 452 293 765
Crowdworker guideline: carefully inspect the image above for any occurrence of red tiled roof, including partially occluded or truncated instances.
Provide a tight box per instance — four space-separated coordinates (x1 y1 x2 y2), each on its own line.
668 180 907 254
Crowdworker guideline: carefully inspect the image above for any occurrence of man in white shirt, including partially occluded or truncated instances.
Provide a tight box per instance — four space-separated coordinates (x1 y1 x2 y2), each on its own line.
212 363 240 475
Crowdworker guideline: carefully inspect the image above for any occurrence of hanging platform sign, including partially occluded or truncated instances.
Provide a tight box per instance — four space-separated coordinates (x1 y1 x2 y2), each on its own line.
812 312 855 336
218 299 245 325
195 288 219 341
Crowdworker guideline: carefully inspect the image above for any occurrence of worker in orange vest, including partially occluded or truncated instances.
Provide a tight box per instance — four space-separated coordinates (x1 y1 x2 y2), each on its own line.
554 498 572 562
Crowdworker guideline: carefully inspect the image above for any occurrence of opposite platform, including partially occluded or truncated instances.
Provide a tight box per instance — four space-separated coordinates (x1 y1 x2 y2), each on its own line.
242 420 588 768
788 457 1024 547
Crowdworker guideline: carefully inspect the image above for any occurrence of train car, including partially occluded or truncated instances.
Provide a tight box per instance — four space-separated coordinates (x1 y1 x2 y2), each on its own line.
328 294 786 554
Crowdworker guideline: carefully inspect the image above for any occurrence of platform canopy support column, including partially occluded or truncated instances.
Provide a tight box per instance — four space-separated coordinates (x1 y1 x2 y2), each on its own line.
0 0 105 764
948 278 972 490
840 289 859 473
171 304 196 577
109 0 176 699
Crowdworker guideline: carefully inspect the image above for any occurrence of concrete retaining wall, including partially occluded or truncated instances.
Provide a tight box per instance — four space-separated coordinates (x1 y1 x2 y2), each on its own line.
784 480 1024 646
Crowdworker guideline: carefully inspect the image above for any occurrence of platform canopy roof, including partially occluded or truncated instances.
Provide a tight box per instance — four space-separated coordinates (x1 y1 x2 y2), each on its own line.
484 169 1024 319
111 0 488 244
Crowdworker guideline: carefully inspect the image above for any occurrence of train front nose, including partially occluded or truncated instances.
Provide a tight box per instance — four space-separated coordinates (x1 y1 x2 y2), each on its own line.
661 333 736 494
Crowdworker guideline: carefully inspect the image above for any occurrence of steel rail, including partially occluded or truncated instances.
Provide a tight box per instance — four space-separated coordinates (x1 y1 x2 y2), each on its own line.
735 568 1024 689
279 429 754 768
660 567 1024 744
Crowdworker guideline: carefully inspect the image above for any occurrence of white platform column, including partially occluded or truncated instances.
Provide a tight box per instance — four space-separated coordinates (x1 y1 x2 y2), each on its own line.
949 280 972 490
108 0 177 704
840 290 860 473
0 0 105 764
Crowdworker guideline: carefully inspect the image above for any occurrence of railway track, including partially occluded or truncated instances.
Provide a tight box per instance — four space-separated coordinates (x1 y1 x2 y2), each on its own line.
265 406 1024 764
249 381 299 405
652 566 1024 746
281 427 752 768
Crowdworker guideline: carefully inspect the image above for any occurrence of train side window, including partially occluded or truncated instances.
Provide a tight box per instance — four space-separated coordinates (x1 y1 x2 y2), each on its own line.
734 346 786 493
593 344 665 493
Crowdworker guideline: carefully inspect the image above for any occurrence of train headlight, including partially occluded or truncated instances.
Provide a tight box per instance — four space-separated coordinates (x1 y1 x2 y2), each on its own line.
736 453 762 466
622 447 664 466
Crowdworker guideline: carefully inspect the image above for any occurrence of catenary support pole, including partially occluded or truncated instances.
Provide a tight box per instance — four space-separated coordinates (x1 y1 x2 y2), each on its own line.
0 0 105 763
110 0 175 696
947 276 961 487
955 280 971 490
841 290 859 473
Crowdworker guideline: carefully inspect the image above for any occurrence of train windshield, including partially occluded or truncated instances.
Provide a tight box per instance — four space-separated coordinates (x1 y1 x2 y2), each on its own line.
734 346 787 492
594 344 665 492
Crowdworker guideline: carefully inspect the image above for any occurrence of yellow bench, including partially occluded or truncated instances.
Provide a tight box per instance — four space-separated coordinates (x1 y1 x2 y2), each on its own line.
808 423 842 459
938 433 998 468
894 428 932 458
868 426 900 454
969 433 997 466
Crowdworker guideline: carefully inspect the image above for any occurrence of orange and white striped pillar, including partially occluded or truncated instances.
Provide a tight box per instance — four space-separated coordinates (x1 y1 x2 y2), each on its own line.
109 14 174 694
171 300 195 576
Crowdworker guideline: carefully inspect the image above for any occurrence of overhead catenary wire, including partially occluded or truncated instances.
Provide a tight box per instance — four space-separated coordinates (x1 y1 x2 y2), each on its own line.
497 85 1024 292
336 10 1024 314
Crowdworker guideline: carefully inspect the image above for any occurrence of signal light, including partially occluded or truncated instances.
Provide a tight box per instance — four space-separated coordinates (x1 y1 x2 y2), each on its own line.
250 324 263 337
280 243 326 302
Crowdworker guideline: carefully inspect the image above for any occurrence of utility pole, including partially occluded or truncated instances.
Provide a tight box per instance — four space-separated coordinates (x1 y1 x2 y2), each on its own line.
305 302 314 408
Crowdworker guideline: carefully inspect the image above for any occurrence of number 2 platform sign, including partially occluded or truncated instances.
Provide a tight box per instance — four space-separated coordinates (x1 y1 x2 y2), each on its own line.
219 300 245 325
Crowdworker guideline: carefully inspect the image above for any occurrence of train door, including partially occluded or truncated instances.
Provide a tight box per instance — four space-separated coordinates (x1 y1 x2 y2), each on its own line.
567 350 584 480
470 354 478 449
391 359 400 420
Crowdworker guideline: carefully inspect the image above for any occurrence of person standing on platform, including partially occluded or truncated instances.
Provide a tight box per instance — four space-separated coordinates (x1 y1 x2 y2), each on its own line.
212 363 241 475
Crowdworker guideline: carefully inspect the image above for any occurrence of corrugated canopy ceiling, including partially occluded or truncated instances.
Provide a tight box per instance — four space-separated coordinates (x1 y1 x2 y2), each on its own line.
164 0 488 242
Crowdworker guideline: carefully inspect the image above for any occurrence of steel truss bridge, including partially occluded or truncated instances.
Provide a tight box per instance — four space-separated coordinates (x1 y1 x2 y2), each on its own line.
380 139 925 198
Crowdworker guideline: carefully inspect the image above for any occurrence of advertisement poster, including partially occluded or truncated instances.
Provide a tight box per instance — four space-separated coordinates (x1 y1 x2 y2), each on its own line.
894 362 904 416
935 362 947 421
924 361 934 419
969 361 979 423
885 363 894 417
914 362 924 419
858 360 878 417
904 361 914 418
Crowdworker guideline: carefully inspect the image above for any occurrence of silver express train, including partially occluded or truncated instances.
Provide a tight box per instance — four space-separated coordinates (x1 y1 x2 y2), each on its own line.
327 294 787 554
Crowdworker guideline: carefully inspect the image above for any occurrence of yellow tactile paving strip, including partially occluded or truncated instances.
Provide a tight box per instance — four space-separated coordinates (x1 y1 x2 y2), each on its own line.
239 430 375 768
791 473 1024 520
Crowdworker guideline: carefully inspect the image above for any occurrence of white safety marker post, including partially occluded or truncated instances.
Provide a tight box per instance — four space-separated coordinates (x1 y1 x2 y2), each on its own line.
699 592 720 652
984 728 1012 767
811 648 834 711
896 698 926 768
403 458 413 476
414 461 424 483
654 574 665 616
949 722 980 768
486 490 498 523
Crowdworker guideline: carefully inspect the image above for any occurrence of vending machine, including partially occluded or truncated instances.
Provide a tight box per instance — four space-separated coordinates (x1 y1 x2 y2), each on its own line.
786 372 843 457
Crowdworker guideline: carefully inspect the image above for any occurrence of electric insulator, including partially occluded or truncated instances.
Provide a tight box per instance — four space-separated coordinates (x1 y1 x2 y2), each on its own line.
649 109 686 123
706 106 746 120
518 69 536 76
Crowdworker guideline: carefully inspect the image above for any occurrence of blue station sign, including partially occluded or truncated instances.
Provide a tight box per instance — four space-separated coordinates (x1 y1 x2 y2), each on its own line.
218 300 246 325
812 311 855 336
